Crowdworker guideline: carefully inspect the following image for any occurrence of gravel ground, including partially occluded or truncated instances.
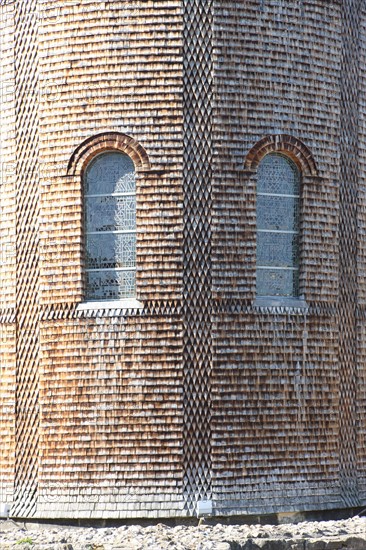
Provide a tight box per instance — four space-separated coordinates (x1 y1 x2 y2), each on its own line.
1 516 366 549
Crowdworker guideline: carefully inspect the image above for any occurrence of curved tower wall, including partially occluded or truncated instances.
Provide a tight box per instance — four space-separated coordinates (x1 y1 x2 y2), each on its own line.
37 1 184 519
0 0 17 518
211 2 342 514
1 0 366 519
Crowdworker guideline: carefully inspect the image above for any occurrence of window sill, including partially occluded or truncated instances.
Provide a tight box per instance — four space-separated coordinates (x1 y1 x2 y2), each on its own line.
77 298 143 311
253 296 308 310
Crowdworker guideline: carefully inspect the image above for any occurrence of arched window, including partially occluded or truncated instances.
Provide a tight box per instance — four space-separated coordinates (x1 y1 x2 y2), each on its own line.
84 151 136 301
256 153 300 297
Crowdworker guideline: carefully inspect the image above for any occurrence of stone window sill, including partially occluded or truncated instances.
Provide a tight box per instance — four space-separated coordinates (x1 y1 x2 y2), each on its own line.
77 298 143 311
253 296 308 310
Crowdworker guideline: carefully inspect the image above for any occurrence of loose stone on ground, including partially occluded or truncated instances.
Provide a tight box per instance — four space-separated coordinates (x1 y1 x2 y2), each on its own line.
0 516 366 549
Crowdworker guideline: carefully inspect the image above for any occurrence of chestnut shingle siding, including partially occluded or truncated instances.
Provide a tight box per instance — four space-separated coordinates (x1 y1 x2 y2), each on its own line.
39 315 183 518
209 0 342 515
0 1 17 514
11 0 41 517
2 0 366 519
37 0 184 518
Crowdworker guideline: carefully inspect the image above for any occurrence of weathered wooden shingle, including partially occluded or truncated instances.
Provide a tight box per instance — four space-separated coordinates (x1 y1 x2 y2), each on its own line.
2 0 366 520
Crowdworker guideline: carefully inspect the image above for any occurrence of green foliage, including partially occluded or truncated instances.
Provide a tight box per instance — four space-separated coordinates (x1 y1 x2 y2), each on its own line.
15 537 33 545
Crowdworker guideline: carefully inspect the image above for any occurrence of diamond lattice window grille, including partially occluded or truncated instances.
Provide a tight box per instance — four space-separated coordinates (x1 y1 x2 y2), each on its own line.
84 152 136 300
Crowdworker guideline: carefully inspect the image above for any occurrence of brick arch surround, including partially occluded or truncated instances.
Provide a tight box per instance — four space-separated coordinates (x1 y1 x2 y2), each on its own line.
244 134 318 176
67 132 151 176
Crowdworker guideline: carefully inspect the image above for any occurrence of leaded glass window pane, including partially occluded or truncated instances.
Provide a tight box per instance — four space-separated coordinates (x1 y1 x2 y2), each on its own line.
257 232 299 268
85 152 135 194
256 153 300 297
84 151 136 301
86 233 136 270
257 153 300 195
86 270 136 301
256 268 299 298
256 195 299 232
86 196 136 233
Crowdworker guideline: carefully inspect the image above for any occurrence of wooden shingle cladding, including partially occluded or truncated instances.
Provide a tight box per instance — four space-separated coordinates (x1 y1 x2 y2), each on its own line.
38 314 184 518
182 0 213 514
339 0 361 508
0 325 16 516
36 0 185 518
357 7 366 505
2 0 366 519
0 1 17 515
38 0 183 305
8 0 41 517
210 1 342 514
